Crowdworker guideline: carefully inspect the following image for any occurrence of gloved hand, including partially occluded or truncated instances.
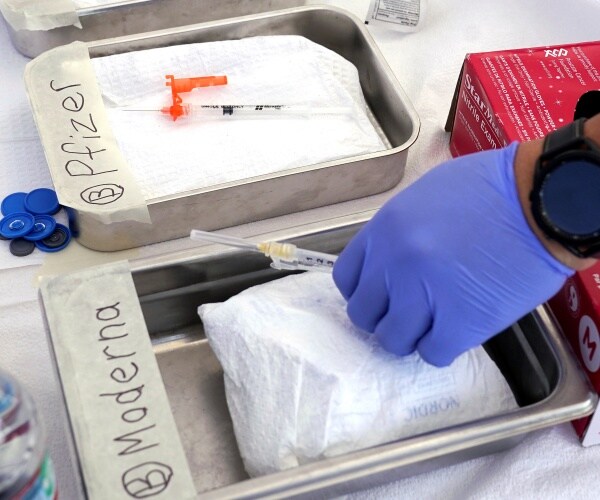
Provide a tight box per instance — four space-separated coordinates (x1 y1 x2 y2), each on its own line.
333 142 573 366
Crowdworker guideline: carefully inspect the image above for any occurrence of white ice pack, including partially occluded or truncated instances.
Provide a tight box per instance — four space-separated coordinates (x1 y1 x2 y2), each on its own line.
91 36 386 200
198 272 519 477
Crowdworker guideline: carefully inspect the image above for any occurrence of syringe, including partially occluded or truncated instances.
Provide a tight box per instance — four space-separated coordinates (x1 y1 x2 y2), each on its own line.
190 229 337 273
125 103 353 121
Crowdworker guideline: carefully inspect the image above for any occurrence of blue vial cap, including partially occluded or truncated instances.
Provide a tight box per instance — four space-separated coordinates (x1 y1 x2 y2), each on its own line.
35 223 71 253
24 188 60 215
23 215 57 241
1 192 27 216
0 213 35 239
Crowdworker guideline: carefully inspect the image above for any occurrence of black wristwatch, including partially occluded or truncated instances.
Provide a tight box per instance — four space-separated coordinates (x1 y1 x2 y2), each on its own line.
530 117 600 259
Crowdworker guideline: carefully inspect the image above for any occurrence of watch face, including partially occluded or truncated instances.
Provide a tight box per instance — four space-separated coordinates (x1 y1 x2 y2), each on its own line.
540 158 600 237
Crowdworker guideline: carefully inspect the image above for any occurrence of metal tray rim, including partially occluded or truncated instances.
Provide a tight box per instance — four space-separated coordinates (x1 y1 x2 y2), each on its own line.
145 149 413 206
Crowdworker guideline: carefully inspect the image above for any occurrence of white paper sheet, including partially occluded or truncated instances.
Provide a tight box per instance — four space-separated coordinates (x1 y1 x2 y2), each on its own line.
92 36 386 200
199 272 518 477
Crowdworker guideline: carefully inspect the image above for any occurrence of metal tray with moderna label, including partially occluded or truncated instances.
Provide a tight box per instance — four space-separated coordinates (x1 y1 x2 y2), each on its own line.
39 212 597 499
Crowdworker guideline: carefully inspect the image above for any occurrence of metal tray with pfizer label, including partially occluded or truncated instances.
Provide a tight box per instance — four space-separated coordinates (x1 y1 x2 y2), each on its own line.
39 213 597 499
24 6 419 251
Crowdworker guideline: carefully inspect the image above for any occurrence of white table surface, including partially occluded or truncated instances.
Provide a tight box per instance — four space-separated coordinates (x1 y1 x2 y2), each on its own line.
1 1 600 498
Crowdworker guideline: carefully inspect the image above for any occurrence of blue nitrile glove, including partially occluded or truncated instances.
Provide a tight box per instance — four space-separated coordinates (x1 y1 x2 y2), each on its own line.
333 142 574 367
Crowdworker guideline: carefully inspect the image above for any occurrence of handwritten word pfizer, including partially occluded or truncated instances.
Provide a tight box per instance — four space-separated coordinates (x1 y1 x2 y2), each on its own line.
49 80 124 206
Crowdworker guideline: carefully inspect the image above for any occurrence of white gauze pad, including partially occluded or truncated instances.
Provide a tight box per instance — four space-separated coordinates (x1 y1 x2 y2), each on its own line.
198 272 518 477
91 36 386 200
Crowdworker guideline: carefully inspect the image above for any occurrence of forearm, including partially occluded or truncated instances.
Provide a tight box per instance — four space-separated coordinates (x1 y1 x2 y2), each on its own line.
514 113 600 271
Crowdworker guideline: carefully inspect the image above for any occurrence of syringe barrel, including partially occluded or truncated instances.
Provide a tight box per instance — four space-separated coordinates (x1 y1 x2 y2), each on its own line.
259 241 337 272
293 247 337 271
183 104 352 120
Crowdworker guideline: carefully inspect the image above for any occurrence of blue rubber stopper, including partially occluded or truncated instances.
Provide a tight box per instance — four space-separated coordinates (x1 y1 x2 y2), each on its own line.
24 188 60 215
1 192 27 216
0 213 35 239
23 215 57 242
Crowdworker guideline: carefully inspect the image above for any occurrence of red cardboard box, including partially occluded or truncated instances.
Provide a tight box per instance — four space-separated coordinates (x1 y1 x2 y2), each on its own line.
548 262 600 446
446 41 600 446
446 40 600 157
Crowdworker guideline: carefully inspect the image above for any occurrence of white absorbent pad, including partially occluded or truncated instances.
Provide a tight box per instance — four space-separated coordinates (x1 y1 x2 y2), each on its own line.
198 272 519 477
90 36 386 201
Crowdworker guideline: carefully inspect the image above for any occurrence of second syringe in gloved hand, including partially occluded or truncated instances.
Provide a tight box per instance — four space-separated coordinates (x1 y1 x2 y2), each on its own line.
190 229 337 272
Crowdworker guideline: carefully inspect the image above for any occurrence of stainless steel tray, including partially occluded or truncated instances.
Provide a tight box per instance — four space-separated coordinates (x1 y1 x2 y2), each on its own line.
57 6 419 251
43 214 597 498
5 0 308 58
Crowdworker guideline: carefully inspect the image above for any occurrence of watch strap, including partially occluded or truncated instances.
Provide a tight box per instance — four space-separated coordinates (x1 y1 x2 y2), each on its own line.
542 117 586 156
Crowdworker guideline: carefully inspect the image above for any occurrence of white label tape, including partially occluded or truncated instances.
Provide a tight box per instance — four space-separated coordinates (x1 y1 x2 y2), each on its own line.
40 261 196 499
24 41 150 224
0 0 80 31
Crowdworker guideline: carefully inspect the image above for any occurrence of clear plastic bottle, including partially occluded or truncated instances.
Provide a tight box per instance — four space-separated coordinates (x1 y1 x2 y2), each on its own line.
0 368 57 499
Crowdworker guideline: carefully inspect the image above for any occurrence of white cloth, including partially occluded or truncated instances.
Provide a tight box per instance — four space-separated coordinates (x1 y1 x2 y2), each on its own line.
198 272 518 477
92 36 385 200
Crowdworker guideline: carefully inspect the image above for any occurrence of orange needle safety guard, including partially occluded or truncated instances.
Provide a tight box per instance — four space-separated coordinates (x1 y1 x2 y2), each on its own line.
163 74 228 121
